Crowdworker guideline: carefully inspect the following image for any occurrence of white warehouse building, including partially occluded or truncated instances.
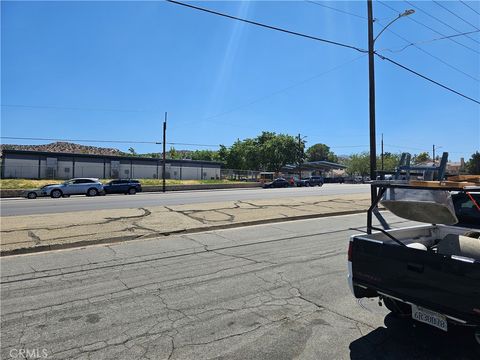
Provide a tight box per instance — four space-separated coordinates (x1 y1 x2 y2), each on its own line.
1 150 222 180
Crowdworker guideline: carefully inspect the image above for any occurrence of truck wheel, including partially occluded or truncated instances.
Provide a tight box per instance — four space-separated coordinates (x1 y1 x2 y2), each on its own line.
51 189 62 199
383 297 411 317
86 188 98 197
27 192 37 199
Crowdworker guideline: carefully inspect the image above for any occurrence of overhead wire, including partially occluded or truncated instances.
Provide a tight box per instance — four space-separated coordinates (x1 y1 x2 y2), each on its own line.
378 1 479 54
185 54 367 126
403 0 480 44
460 1 480 16
374 52 480 105
304 1 367 20
165 0 367 53
375 21 479 82
432 0 480 31
167 0 479 104
1 104 148 113
380 29 480 52
0 137 221 147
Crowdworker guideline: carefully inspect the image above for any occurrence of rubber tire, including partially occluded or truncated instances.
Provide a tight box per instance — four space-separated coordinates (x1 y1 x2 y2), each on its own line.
383 297 411 317
475 329 480 345
87 188 98 197
51 189 63 199
318 183 323 187
306 182 310 187
27 192 37 199
128 187 137 195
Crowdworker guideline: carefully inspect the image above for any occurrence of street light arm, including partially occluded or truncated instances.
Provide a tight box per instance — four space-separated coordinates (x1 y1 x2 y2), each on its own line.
374 9 415 43
374 15 401 42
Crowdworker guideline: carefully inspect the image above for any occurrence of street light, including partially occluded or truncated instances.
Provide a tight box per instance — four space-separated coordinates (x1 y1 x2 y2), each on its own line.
367 0 414 203
374 9 415 43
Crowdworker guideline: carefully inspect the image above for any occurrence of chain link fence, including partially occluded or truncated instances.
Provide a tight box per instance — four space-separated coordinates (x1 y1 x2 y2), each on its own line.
0 165 266 182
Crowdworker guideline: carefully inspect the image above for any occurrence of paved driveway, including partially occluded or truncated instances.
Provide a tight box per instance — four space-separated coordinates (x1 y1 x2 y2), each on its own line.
1 214 478 359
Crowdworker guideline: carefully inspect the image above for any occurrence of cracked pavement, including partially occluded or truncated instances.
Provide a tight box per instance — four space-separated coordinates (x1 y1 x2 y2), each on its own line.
2 214 478 359
1 193 372 254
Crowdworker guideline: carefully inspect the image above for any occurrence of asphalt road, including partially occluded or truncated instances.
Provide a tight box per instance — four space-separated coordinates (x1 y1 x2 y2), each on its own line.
1 184 370 216
2 213 478 359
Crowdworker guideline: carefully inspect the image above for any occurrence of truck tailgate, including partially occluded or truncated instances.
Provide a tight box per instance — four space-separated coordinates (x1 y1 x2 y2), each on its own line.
351 238 480 325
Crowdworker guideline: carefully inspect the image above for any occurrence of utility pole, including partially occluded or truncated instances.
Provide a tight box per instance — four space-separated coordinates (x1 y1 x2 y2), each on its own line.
367 0 377 201
162 112 167 193
298 133 303 181
381 133 384 171
432 144 435 166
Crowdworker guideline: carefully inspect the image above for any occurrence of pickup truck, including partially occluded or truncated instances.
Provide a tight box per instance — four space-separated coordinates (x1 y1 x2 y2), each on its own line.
348 183 480 344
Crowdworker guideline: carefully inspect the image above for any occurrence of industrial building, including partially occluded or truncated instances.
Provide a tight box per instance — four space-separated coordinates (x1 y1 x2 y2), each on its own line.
0 150 222 180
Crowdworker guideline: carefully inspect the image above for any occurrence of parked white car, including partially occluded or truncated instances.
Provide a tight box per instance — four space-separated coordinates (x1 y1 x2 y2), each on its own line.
41 178 104 198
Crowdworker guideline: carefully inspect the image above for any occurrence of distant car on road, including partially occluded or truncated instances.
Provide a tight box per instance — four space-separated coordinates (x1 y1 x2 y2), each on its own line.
103 179 142 195
263 178 290 188
297 176 324 187
41 178 104 198
23 184 57 199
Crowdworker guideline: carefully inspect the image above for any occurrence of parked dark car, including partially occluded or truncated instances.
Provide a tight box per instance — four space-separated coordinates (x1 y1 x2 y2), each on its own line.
263 178 290 188
103 179 142 195
297 176 324 187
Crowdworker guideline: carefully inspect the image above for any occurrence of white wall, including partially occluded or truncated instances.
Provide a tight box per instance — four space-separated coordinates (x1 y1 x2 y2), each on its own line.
3 158 38 178
74 161 104 178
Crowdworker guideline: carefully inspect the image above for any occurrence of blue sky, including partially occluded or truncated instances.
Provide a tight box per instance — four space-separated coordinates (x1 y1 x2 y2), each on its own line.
1 0 479 161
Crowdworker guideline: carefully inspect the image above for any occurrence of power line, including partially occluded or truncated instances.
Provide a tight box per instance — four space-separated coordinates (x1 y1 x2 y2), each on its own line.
0 136 220 147
432 1 480 31
305 0 367 20
1 104 147 113
0 137 157 144
460 1 480 16
378 1 479 54
403 1 480 44
187 54 366 126
165 0 367 53
375 21 479 82
168 142 220 148
169 0 478 106
380 29 480 52
375 52 480 104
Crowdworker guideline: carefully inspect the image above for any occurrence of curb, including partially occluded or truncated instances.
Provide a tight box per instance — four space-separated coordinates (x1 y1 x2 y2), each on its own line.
0 209 367 257
0 183 263 198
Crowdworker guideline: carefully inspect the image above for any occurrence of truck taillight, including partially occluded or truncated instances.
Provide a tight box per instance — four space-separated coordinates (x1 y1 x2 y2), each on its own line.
348 241 353 262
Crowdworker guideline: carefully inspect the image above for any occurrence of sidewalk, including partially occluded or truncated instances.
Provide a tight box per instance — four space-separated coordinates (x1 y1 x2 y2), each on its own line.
1 193 371 255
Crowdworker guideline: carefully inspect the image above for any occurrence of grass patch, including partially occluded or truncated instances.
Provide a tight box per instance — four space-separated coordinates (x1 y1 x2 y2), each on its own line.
0 178 248 189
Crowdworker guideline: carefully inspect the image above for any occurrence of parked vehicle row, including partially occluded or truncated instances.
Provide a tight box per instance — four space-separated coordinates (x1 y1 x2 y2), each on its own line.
23 178 142 199
263 176 324 189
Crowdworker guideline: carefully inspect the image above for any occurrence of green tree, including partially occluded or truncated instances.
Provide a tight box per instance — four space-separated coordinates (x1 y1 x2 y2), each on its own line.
306 143 337 163
345 152 370 178
168 146 181 160
377 152 401 172
220 132 300 171
466 151 480 174
412 152 430 164
189 150 216 161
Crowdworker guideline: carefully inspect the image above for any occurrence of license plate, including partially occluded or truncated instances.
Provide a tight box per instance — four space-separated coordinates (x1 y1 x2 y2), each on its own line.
411 304 448 332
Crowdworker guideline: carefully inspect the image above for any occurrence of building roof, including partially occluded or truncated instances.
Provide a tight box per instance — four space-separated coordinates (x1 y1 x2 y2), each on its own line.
1 149 223 167
283 161 347 171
